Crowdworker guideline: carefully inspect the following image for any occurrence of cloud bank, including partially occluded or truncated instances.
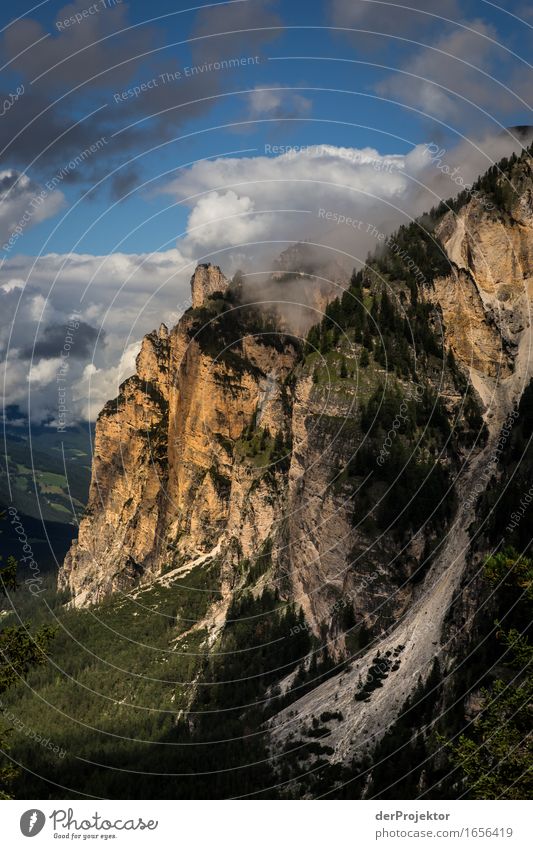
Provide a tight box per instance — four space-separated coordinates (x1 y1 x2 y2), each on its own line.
2 132 530 424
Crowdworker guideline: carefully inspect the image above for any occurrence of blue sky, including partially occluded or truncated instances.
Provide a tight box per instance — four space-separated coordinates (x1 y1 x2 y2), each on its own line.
3 0 531 256
1 0 532 422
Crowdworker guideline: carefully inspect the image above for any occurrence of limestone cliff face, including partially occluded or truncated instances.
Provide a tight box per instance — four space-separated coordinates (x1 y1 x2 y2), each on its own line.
283 371 422 650
60 264 300 607
190 263 228 308
60 326 171 606
60 259 424 631
433 156 533 404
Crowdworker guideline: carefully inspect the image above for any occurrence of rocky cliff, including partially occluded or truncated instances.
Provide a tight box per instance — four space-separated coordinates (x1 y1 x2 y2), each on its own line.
59 146 533 790
60 264 300 610
190 263 229 308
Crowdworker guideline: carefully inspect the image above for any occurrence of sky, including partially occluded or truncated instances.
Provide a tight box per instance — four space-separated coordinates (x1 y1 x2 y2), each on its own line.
1 0 532 424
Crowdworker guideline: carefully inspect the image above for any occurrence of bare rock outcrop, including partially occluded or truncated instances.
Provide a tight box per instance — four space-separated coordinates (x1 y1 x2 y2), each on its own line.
190 263 229 308
60 267 298 607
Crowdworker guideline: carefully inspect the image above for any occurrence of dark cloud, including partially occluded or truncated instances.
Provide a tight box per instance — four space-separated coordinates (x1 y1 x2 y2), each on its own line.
21 320 102 360
0 85 108 172
0 0 284 189
375 20 519 129
0 171 23 193
110 0 285 141
0 247 191 423
329 0 465 45
3 1 152 90
190 0 282 64
0 0 151 173
327 1 526 133
0 168 65 242
108 167 140 201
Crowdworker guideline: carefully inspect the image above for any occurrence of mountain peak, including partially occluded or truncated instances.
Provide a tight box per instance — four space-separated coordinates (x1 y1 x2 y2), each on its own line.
190 263 229 308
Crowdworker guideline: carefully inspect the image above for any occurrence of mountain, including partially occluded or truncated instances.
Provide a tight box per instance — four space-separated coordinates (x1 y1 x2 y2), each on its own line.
6 146 532 799
0 423 92 572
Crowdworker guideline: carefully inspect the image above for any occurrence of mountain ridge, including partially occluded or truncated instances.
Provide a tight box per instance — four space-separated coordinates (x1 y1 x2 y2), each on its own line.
56 143 533 792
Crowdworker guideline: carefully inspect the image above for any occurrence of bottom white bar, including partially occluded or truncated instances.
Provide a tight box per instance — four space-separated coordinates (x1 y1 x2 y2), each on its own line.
2 799 531 848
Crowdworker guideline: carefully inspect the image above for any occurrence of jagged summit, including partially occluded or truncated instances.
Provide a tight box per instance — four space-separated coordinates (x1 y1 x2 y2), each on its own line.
190 262 229 308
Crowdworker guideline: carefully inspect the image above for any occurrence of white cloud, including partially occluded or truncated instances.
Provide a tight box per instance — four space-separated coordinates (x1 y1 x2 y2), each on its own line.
186 189 272 248
1 278 25 293
162 144 432 267
245 86 312 120
74 342 141 423
0 247 193 423
28 356 63 385
3 135 527 424
164 138 529 272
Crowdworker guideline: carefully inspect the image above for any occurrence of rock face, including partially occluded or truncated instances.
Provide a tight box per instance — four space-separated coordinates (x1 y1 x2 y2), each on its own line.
432 158 533 417
59 149 533 774
60 268 301 608
434 199 531 380
60 325 172 606
60 268 432 632
268 157 533 766
190 263 229 308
